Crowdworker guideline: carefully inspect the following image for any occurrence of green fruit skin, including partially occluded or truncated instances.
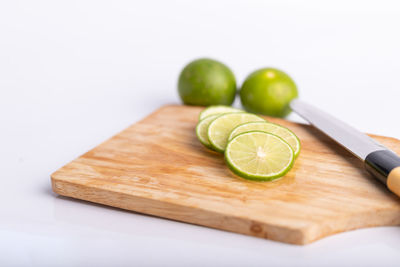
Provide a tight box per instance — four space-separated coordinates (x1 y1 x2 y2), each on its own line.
240 68 298 117
178 58 237 106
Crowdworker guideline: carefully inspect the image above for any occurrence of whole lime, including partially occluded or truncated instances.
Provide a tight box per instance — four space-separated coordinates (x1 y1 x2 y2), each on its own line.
240 68 298 117
178 58 236 106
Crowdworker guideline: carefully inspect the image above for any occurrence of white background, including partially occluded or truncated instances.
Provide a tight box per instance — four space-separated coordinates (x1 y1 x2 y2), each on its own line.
1 0 400 266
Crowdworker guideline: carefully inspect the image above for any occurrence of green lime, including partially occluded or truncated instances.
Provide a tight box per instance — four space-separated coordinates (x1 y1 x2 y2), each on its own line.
196 114 220 149
199 105 243 120
240 68 298 117
228 121 301 158
178 58 237 106
207 113 265 153
225 131 294 181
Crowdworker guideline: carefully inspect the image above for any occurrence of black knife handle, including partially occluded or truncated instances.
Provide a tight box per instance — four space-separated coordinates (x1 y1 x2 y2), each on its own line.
365 150 400 197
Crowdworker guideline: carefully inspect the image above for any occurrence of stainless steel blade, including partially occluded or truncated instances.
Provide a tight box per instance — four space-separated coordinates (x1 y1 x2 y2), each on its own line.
290 99 387 160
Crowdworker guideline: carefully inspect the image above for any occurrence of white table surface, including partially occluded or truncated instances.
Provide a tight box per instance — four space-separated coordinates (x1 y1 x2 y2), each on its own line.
1 0 400 266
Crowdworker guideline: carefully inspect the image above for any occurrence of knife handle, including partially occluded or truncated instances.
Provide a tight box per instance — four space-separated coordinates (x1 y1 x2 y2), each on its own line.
365 150 400 197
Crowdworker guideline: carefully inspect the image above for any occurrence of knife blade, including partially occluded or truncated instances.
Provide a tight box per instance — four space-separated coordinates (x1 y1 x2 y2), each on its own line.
290 99 400 198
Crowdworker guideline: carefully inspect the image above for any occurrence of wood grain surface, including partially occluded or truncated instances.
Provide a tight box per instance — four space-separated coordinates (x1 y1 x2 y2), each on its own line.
51 105 400 245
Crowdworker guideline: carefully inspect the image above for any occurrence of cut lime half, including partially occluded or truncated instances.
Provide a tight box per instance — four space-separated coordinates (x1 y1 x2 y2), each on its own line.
225 131 294 181
228 121 301 158
196 114 220 149
207 113 265 152
199 105 243 120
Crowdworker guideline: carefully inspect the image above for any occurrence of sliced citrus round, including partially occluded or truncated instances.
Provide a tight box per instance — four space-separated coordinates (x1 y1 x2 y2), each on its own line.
228 121 301 158
225 131 294 181
199 105 243 120
207 113 265 152
196 114 220 149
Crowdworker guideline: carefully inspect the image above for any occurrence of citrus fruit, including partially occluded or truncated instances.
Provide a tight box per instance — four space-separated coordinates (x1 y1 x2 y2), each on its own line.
196 114 220 149
178 58 237 106
199 105 243 120
207 113 265 153
228 121 301 158
225 131 294 181
240 68 298 117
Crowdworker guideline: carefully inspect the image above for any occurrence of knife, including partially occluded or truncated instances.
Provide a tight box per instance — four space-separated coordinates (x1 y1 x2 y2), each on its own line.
290 99 400 198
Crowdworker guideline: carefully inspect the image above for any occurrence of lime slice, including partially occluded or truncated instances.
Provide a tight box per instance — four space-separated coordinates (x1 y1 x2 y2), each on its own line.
207 113 265 152
199 105 243 120
228 121 301 158
196 114 220 149
225 131 294 181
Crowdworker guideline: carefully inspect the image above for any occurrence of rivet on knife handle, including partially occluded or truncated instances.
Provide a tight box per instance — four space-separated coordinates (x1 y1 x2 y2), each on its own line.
364 150 400 197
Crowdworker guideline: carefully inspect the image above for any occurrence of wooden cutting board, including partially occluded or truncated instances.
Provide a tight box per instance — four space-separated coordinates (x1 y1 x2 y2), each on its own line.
51 105 400 245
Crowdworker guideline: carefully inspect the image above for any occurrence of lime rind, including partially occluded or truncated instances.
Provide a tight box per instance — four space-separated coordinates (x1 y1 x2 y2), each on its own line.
199 105 243 121
228 121 301 158
239 68 298 117
195 114 220 150
224 131 295 181
207 113 265 153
